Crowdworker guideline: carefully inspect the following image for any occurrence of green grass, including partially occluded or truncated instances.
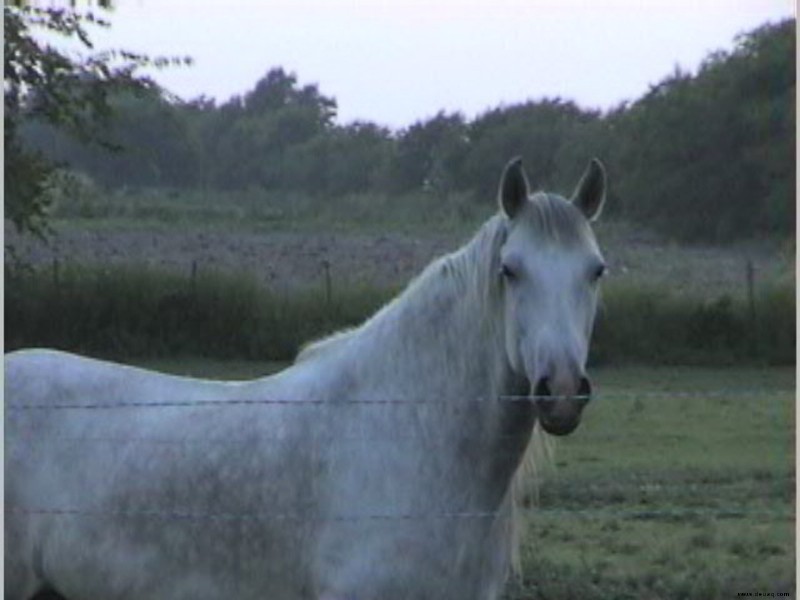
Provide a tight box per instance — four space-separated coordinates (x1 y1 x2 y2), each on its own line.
123 360 795 599
44 186 792 297
49 187 490 237
591 281 795 365
6 262 793 365
4 263 396 361
508 366 795 599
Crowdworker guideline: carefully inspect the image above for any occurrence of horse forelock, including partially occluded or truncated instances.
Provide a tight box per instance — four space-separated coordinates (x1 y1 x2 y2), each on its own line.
517 192 596 250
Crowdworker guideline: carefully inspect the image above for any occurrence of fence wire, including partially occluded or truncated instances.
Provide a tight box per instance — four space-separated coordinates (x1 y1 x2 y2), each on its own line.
5 388 793 524
3 506 502 523
5 388 794 411
5 505 793 523
6 394 565 410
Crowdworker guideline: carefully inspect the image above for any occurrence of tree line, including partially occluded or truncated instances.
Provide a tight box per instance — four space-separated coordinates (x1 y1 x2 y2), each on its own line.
15 17 796 242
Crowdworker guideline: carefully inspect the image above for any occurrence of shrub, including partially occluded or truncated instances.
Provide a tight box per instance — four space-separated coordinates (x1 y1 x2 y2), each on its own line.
590 282 794 366
4 263 394 361
5 263 795 365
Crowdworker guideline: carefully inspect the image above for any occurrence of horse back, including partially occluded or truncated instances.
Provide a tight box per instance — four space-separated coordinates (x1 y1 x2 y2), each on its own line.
5 349 236 407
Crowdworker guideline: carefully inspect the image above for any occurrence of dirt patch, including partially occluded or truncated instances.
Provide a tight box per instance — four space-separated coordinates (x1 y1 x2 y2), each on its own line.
5 221 789 298
5 225 463 291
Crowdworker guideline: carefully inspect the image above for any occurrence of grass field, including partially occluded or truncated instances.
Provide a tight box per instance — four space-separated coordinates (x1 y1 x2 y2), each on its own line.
6 255 794 365
134 359 795 599
10 182 793 597
509 367 795 599
9 186 793 300
48 186 488 237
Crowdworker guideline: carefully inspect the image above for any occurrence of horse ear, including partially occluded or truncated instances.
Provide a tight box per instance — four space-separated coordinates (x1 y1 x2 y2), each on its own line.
571 158 606 222
498 156 530 219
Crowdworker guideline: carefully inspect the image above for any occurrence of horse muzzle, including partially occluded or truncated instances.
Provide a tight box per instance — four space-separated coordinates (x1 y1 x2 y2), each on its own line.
533 377 591 436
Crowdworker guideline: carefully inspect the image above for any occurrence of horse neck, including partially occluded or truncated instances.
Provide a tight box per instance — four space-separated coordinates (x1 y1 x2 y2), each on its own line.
356 216 515 400
349 217 534 513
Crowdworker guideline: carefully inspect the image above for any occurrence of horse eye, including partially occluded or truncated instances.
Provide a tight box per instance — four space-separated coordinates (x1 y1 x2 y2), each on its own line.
500 264 517 281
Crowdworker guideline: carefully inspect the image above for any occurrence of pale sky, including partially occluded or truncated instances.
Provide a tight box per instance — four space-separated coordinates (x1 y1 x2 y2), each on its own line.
87 0 795 129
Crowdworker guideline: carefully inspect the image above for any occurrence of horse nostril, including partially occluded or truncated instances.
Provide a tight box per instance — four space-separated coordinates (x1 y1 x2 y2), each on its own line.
577 377 592 404
533 377 551 398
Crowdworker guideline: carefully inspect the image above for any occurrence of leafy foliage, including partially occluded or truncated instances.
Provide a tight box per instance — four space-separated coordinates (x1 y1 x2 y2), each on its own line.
4 2 189 235
13 18 796 242
608 20 795 240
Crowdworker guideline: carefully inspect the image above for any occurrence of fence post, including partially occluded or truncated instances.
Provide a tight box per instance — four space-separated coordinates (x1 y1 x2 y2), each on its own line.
745 258 758 357
53 258 60 289
322 259 332 307
190 260 198 297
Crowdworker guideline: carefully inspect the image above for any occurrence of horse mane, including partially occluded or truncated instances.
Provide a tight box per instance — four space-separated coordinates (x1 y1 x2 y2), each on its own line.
296 200 586 576
296 213 508 365
299 193 588 365
400 212 559 576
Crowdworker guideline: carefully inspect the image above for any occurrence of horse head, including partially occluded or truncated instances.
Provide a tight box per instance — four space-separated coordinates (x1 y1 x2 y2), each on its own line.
497 157 606 436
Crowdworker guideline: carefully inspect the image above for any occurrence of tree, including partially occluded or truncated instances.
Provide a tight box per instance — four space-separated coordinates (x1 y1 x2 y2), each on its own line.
283 121 393 196
383 111 469 194
463 99 599 200
609 19 795 241
4 2 189 235
201 68 339 190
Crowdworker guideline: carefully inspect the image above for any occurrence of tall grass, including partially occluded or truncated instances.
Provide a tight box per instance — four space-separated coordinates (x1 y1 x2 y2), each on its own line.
4 263 795 365
592 282 795 366
49 186 489 234
4 263 394 361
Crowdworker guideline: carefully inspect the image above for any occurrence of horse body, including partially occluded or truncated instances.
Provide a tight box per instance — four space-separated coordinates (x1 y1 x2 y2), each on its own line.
6 229 523 600
5 157 607 600
6 351 314 598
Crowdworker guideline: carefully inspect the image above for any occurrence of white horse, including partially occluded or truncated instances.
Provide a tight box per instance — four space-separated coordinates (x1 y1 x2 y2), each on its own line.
5 157 607 600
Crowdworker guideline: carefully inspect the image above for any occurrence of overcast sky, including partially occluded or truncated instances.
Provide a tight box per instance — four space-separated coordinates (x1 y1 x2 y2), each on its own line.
89 0 795 129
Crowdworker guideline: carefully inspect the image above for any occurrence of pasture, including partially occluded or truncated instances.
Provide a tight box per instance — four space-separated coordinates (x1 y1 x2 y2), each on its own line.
136 359 795 600
6 187 792 298
6 166 624 599
6 183 795 598
5 258 793 366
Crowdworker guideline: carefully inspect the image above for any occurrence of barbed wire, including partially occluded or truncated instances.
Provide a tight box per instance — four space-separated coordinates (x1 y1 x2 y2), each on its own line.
6 388 791 526
593 389 794 399
5 396 555 410
3 506 501 523
6 387 790 447
6 432 539 445
5 505 792 523
5 388 793 411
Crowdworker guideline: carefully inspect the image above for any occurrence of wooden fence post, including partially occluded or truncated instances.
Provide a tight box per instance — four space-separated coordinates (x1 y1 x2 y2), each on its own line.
745 258 758 357
190 260 198 297
322 259 332 307
53 258 60 289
